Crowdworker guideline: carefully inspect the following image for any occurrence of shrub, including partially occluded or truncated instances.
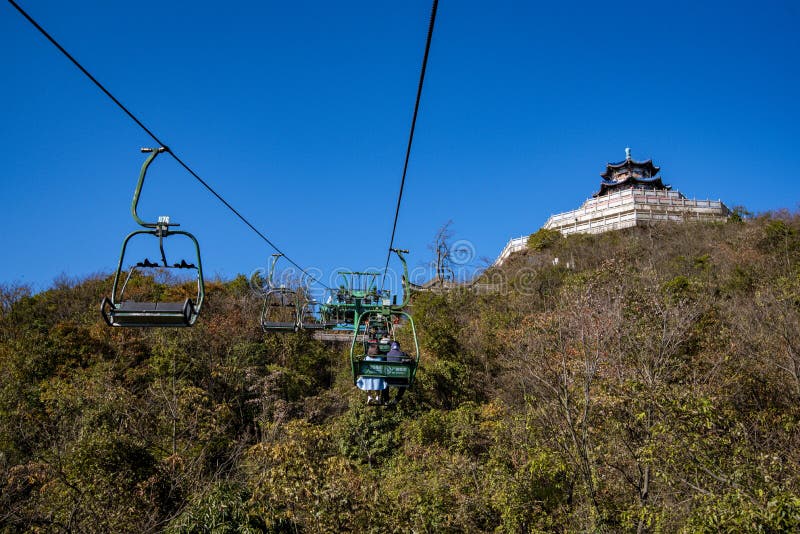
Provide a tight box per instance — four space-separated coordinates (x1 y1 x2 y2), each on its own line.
527 228 562 251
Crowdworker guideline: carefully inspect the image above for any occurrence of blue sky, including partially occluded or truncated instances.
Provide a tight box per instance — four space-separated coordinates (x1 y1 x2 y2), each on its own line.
2 0 799 292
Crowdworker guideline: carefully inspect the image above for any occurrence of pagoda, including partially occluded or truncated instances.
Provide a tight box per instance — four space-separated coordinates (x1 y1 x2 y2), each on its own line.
539 148 730 237
596 147 667 197
493 149 731 265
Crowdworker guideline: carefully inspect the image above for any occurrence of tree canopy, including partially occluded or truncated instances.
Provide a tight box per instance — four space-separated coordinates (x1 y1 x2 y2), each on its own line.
2 212 800 532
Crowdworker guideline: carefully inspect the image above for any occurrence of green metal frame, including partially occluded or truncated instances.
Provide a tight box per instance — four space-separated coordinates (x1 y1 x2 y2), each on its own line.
260 288 299 331
101 148 205 327
348 248 420 389
350 310 420 387
319 269 394 327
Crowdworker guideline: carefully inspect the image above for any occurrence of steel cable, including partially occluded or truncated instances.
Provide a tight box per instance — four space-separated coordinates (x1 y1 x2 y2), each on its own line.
381 0 438 289
7 0 330 289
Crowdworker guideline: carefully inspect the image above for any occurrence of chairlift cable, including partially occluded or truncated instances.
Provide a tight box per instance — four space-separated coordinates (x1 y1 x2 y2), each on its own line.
381 0 438 289
7 0 330 290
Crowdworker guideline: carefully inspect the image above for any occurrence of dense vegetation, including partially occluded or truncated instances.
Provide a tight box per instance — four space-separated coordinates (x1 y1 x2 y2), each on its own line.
2 212 800 532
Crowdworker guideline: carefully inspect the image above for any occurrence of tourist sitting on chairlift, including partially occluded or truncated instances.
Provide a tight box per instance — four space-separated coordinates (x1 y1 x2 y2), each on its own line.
383 341 409 404
379 334 392 354
387 341 408 362
366 339 381 357
356 340 387 404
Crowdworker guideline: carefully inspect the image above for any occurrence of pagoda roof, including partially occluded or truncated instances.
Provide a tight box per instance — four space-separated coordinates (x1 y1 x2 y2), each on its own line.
594 176 670 197
600 157 660 180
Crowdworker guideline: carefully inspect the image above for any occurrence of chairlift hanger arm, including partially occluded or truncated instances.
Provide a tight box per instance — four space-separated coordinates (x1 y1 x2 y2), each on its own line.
131 147 175 229
268 253 284 289
391 248 411 308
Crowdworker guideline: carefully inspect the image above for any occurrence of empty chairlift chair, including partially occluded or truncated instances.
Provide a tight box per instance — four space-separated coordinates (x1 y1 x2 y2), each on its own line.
101 148 205 327
261 287 300 331
259 254 302 332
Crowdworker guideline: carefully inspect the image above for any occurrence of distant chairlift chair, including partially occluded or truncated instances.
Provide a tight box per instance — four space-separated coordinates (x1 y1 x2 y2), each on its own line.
259 253 302 331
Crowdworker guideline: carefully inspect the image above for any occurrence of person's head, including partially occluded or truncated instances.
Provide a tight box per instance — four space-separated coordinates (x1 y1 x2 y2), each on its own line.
390 341 400 351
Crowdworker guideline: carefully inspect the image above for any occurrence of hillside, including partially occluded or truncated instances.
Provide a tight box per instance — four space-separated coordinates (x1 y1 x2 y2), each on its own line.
2 212 800 532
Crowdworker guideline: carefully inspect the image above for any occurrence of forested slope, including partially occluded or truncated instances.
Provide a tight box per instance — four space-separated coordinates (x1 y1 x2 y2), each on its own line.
2 212 800 532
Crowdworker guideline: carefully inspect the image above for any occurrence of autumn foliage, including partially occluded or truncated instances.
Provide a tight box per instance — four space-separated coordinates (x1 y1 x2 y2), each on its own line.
2 212 800 532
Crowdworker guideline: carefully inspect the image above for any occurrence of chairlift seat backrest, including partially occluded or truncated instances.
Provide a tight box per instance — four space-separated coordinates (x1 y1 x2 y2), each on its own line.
355 359 414 386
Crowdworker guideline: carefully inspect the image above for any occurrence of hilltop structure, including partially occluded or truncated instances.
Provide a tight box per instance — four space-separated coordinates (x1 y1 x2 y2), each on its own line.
494 149 730 266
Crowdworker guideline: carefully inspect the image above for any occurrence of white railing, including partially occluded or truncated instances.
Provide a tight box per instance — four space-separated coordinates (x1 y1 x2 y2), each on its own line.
492 235 529 266
543 189 729 234
492 188 730 266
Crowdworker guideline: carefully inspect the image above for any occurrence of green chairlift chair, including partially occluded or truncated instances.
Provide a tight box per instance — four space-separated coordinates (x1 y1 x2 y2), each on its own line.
260 254 301 332
101 148 204 327
349 249 420 404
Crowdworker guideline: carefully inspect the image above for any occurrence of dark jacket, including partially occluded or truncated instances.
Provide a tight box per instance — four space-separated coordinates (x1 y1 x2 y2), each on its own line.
386 348 407 362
